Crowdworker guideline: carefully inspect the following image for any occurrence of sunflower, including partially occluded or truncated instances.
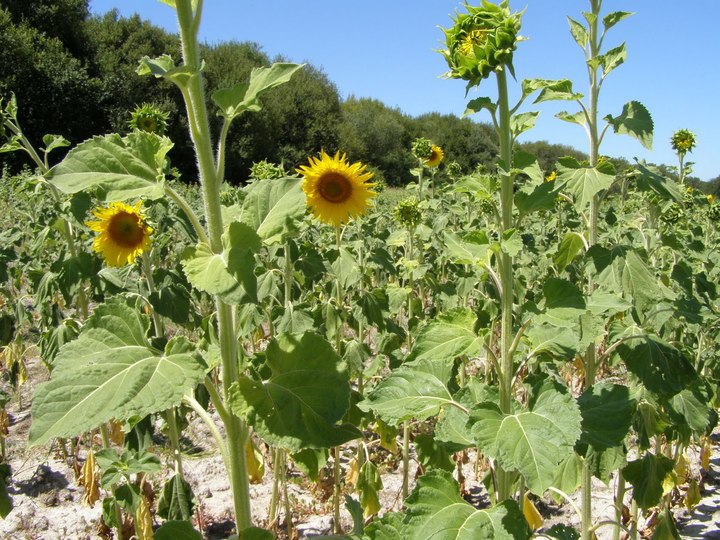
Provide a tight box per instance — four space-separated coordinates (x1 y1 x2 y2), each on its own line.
425 145 444 168
297 150 376 227
85 201 153 267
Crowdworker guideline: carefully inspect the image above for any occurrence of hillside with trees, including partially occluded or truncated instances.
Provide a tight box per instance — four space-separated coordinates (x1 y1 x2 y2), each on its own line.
1 0 716 191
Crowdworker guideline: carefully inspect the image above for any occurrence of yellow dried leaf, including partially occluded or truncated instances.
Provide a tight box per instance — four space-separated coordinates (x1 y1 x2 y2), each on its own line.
0 409 9 438
345 456 360 489
245 437 265 484
79 449 100 507
523 492 544 531
108 420 125 446
700 436 713 471
685 478 701 511
136 495 154 540
674 453 688 485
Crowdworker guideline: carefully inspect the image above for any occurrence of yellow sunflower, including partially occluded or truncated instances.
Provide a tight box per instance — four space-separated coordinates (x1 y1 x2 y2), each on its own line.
425 144 444 168
297 150 376 227
85 201 153 267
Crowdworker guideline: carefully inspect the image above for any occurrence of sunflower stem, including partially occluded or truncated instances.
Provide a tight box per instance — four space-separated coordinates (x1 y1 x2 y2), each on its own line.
495 67 515 504
175 0 252 530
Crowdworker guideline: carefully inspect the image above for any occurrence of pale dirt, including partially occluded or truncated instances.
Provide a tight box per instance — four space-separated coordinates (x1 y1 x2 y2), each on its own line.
1 356 719 539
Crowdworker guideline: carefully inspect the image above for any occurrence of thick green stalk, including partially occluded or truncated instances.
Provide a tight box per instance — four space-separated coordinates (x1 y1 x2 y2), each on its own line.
174 1 252 529
495 68 515 502
581 3 601 538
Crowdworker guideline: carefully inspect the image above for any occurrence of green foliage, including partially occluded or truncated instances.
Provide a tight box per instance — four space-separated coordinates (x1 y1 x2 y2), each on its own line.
28 299 207 446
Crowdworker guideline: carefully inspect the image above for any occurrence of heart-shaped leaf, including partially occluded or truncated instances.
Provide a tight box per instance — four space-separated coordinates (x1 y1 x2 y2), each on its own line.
29 300 206 446
228 332 361 451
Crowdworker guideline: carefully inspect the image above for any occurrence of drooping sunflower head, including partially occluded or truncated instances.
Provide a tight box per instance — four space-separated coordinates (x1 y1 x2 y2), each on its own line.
425 145 444 168
446 160 463 181
297 150 376 227
411 137 434 161
671 128 696 155
129 103 169 135
85 201 153 267
393 197 423 229
440 0 523 89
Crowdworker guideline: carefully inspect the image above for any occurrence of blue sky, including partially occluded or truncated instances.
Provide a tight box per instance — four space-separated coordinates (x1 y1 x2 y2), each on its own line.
88 0 719 181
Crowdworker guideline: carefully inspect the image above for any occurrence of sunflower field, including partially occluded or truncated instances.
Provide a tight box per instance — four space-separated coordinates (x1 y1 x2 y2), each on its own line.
1 1 719 539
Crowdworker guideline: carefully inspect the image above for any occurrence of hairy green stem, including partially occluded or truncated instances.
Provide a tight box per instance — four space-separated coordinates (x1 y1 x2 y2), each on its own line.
495 67 515 503
175 0 252 529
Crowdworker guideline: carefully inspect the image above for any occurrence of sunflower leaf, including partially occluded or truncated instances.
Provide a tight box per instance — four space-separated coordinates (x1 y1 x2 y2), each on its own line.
238 177 306 245
213 63 304 119
29 300 206 446
48 132 169 201
181 222 260 304
228 332 361 451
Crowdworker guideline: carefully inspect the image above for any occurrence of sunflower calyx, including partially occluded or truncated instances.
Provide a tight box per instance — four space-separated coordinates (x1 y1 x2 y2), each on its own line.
411 138 433 161
440 0 524 89
671 128 696 156
129 103 170 135
393 197 423 229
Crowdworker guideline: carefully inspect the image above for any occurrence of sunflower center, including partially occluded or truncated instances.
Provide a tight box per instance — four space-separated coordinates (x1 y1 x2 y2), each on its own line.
108 212 145 247
318 172 353 203
459 28 487 56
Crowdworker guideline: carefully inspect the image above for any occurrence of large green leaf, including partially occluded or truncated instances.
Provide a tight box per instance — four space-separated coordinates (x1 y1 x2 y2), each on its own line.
181 221 260 304
48 132 169 200
587 246 670 316
238 177 306 244
155 521 203 540
358 358 455 425
556 156 616 211
443 231 490 266
623 453 674 510
577 383 636 450
408 308 484 363
228 332 361 451
632 162 681 202
614 332 697 397
212 63 304 119
604 100 653 150
469 388 582 495
29 300 206 446
667 384 712 434
402 470 530 539
436 381 499 448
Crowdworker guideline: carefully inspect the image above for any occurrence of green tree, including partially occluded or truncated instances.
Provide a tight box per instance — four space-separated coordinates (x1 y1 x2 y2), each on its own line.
411 112 498 173
0 7 99 168
339 97 414 185
1 0 90 58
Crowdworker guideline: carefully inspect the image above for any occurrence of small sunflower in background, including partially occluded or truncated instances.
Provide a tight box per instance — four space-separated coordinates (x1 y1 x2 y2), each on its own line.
425 144 444 168
85 201 153 267
129 103 169 135
671 128 696 155
297 150 376 227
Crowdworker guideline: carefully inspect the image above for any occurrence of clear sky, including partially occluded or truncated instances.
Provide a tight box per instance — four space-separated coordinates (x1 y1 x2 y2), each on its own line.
88 0 719 181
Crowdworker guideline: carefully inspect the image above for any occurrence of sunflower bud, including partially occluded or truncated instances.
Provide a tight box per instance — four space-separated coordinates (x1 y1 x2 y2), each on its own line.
446 161 463 180
129 103 170 135
440 0 523 89
250 159 287 180
393 197 422 229
411 137 433 161
660 203 683 225
671 129 696 155
708 204 720 223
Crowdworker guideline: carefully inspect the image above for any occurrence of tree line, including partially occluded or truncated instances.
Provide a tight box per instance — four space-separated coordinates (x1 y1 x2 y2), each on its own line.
3 0 715 189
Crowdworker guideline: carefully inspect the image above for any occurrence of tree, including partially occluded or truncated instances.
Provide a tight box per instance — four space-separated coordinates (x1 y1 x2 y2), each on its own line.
0 7 100 168
1 0 90 58
339 97 414 185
